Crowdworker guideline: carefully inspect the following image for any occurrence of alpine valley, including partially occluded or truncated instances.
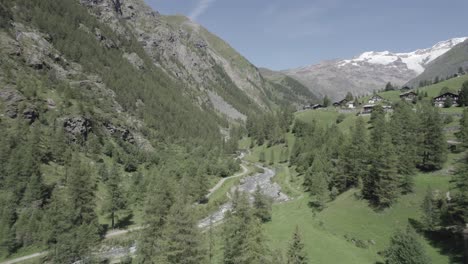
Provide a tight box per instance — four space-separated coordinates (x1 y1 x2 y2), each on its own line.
1 0 468 264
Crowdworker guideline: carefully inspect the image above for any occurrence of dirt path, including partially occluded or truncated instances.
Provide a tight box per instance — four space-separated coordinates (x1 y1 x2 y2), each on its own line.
0 252 48 264
206 163 248 198
0 153 250 264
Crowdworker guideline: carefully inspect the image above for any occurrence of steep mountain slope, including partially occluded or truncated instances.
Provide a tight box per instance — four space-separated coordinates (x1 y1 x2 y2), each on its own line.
283 37 467 100
78 0 316 120
259 68 319 106
406 39 468 88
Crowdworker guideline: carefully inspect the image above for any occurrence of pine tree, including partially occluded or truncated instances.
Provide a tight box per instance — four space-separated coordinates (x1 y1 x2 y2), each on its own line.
457 108 468 146
323 95 331 107
341 117 368 189
451 154 468 224
421 188 440 230
304 154 330 210
384 225 431 264
259 151 266 163
223 191 271 264
102 164 127 229
287 226 308 264
253 185 272 222
163 198 206 264
269 149 275 165
137 173 174 263
458 81 468 106
390 102 418 193
417 104 447 171
368 132 401 207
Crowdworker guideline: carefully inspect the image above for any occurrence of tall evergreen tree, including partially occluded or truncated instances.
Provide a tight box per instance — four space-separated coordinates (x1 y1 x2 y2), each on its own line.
390 102 418 193
253 185 272 222
451 154 468 224
304 154 330 210
137 173 174 263
223 191 271 264
163 198 206 264
102 164 127 229
457 108 468 147
341 117 368 189
417 104 447 171
421 188 440 230
458 81 468 106
384 225 431 264
287 226 308 264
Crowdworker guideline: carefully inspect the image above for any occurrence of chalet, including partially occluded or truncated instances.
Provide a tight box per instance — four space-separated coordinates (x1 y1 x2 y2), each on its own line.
311 104 325 110
361 104 392 115
400 91 417 102
368 94 384 104
333 99 348 107
400 86 411 92
433 92 459 107
345 101 356 109
361 104 375 114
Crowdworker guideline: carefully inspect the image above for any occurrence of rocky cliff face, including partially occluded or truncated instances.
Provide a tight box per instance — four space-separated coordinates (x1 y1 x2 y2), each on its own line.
78 0 278 120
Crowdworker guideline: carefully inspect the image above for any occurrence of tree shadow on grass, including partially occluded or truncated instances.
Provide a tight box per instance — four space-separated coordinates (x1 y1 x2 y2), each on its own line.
408 218 464 263
115 213 134 229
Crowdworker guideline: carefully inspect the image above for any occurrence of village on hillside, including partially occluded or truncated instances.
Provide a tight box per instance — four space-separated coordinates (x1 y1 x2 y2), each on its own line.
303 77 466 115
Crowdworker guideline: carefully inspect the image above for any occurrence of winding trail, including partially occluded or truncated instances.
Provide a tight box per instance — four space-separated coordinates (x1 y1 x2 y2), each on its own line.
0 152 252 264
206 163 248 198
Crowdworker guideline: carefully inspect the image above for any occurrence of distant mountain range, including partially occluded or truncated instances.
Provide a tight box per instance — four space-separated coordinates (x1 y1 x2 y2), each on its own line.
281 37 468 100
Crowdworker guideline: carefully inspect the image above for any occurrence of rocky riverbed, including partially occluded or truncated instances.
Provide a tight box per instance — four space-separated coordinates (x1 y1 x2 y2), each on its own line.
198 164 289 228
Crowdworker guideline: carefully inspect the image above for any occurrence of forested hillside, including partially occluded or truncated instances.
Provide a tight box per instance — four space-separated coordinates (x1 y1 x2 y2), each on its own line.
0 0 467 263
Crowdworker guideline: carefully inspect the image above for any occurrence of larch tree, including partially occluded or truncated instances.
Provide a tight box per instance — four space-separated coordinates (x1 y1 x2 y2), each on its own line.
417 104 447 171
102 164 127 229
287 226 308 264
162 198 206 264
384 225 431 264
137 172 174 263
253 185 272 222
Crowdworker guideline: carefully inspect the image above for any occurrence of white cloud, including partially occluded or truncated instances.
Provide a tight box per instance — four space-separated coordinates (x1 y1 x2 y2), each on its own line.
189 0 216 21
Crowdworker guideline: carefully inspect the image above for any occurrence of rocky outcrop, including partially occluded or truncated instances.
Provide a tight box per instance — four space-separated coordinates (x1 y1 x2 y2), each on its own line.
22 106 39 123
0 88 25 118
64 116 92 141
104 122 135 144
122 52 144 70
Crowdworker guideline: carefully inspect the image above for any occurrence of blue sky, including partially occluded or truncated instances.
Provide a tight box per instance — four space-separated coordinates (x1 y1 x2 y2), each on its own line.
145 0 468 70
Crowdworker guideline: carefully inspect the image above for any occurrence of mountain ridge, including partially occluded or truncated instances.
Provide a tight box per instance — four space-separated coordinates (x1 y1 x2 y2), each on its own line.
282 37 467 100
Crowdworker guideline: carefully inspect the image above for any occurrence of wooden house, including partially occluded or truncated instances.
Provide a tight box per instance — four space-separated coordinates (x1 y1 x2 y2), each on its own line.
333 99 349 107
400 86 411 92
368 94 384 104
433 92 459 107
361 104 375 114
400 91 417 102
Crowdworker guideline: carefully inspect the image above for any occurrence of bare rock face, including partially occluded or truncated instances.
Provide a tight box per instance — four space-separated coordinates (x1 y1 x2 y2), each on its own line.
22 106 39 124
64 116 92 141
122 52 144 70
0 31 20 56
79 0 271 112
104 122 135 144
0 88 25 118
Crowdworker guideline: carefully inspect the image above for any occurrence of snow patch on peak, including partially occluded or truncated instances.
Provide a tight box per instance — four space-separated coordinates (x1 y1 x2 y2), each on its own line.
338 37 468 74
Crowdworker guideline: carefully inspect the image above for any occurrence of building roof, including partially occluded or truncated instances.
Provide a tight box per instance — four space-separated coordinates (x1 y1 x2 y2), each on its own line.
434 92 459 99
400 91 417 97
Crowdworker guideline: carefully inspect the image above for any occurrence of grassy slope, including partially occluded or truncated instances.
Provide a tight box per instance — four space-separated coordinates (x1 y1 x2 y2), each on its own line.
362 74 468 104
242 108 461 263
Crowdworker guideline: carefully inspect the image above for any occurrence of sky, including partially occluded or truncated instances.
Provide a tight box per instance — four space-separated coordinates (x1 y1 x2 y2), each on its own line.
145 0 468 70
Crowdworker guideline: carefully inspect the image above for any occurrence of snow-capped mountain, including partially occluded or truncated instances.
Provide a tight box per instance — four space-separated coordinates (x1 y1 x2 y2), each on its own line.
340 37 467 74
283 37 468 100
